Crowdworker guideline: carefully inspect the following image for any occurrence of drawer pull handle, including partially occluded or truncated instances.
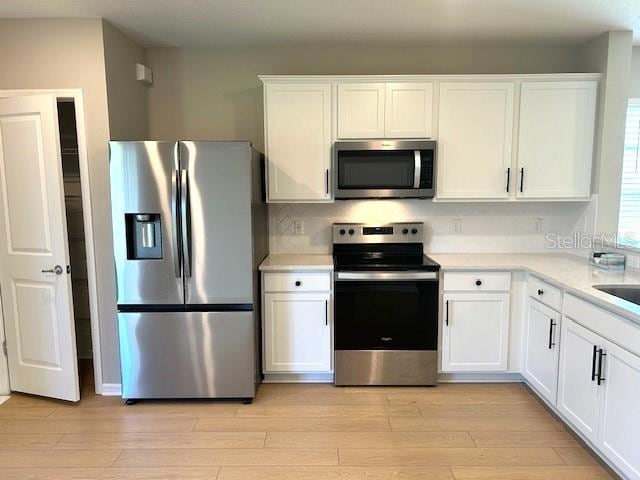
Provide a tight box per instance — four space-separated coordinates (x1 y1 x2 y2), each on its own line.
537 289 544 296
591 345 598 381
475 280 482 286
295 281 302 287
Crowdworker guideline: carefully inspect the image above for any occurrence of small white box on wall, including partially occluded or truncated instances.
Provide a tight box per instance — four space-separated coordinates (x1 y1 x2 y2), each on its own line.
136 63 153 85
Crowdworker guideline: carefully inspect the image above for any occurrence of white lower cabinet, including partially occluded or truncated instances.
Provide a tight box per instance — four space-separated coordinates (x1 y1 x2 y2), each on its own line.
523 299 561 403
557 315 640 479
263 288 332 374
598 340 640 479
557 317 602 443
441 292 510 372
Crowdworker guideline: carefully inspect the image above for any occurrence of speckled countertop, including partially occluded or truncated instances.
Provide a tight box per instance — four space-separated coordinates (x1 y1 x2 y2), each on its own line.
260 252 640 325
259 254 334 271
432 253 640 325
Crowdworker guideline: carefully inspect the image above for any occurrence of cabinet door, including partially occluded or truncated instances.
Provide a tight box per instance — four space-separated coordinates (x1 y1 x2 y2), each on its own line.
263 293 331 373
384 83 434 138
523 299 561 403
557 317 602 443
516 81 596 199
437 83 514 199
598 340 640 480
337 83 385 138
265 83 332 202
441 293 510 372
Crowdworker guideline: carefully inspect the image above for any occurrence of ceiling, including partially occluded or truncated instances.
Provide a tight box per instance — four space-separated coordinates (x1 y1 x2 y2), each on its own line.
1 0 640 48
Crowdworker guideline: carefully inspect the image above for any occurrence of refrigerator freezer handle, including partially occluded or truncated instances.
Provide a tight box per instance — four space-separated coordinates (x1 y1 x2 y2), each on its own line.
181 168 192 278
171 169 181 277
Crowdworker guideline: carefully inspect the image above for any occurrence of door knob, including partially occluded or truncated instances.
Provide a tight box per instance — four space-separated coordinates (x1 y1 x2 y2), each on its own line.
42 265 64 275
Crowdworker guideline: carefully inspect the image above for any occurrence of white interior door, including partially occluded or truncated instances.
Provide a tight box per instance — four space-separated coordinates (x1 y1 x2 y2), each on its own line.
0 94 79 401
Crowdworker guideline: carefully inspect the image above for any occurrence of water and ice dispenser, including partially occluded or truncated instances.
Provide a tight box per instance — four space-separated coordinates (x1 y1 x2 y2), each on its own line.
125 213 162 259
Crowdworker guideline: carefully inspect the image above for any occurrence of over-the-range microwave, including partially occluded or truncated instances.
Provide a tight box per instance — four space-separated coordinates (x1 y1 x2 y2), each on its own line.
333 140 436 199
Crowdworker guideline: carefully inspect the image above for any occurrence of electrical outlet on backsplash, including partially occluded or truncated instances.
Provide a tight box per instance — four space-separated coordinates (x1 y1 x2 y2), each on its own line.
268 199 596 255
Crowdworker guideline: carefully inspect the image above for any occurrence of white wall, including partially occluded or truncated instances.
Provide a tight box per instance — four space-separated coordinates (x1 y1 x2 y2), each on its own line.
269 201 593 255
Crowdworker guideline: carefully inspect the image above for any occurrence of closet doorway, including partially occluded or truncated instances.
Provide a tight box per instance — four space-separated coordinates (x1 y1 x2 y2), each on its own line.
0 90 101 401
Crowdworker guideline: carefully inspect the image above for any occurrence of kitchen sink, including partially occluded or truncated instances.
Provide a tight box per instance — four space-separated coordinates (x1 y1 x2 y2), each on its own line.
593 285 640 306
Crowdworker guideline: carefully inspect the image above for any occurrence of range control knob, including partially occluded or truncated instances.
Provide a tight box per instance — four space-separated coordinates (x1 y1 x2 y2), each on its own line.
402 228 409 235
348 228 355 235
411 228 418 234
339 229 346 235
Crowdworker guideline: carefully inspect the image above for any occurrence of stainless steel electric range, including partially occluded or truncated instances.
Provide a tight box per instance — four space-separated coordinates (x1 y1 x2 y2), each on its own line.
332 223 440 386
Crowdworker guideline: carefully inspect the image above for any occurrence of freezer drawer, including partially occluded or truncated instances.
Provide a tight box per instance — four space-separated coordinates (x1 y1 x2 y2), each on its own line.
118 311 256 399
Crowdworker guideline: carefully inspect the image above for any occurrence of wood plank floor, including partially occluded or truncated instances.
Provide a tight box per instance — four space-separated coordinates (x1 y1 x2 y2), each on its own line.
0 378 615 479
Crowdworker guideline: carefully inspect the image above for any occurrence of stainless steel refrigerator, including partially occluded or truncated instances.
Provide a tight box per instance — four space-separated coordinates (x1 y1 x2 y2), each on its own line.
109 141 267 401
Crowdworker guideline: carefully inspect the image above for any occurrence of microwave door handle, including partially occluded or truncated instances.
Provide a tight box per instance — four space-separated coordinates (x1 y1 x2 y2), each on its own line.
413 151 421 188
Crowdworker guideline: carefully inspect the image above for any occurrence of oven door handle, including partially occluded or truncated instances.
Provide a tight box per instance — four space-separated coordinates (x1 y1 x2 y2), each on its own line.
335 271 438 281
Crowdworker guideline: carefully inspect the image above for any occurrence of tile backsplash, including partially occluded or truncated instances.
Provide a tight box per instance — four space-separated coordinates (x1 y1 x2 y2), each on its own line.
268 198 596 254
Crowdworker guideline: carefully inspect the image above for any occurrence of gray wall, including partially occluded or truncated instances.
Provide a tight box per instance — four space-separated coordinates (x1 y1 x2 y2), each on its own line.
581 32 633 236
103 20 148 140
0 18 149 387
146 44 585 146
631 46 640 98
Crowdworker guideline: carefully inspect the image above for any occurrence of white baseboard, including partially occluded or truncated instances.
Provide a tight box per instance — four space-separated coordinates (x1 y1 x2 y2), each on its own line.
437 372 525 383
263 373 334 383
101 383 122 396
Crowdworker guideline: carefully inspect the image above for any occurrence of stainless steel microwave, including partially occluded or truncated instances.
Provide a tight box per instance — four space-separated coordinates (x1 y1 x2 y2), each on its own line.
333 140 436 199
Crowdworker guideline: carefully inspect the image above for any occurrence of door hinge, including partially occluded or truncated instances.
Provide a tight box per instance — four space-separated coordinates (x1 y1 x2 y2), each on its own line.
2 340 6 356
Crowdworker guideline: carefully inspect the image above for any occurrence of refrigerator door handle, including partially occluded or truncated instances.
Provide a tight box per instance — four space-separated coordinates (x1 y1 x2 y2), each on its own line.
181 168 192 278
171 169 181 277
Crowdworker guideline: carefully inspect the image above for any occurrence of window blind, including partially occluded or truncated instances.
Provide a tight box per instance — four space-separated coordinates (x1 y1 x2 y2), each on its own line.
618 99 640 248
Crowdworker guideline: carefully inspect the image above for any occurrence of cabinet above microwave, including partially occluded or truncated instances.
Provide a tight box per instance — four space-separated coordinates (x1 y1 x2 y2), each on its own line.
333 140 435 199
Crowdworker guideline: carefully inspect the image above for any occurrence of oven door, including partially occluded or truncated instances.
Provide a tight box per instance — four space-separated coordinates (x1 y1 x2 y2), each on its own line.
334 271 439 351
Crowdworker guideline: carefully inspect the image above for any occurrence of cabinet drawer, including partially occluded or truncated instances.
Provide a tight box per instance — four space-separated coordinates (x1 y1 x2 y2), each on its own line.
264 272 331 293
528 276 562 311
443 271 511 292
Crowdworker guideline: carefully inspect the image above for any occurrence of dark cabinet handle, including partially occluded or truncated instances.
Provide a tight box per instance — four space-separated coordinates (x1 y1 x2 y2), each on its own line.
445 300 449 326
295 281 301 287
505 167 510 193
325 169 329 195
548 319 556 349
537 289 544 296
591 345 598 381
519 168 524 193
325 299 328 326
597 349 606 385
475 280 482 286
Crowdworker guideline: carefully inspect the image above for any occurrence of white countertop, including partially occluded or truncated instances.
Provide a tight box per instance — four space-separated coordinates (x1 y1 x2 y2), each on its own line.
259 254 334 271
431 253 640 325
261 252 640 324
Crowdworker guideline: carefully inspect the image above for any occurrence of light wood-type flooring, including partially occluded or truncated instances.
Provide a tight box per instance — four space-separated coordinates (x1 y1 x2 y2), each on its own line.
0 368 615 479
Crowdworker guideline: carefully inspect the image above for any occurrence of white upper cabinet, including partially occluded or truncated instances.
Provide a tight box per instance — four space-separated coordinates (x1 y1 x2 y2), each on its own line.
264 83 332 202
384 83 434 138
516 81 597 199
436 82 515 199
337 83 386 138
337 82 434 139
